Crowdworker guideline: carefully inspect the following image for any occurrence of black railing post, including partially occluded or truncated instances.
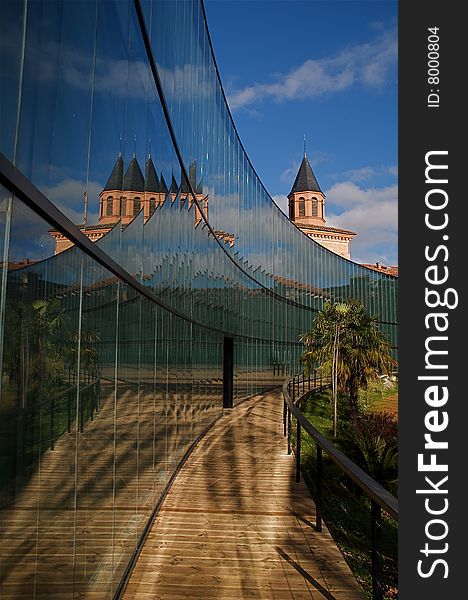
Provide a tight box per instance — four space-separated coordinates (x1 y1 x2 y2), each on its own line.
20 412 26 473
96 378 101 411
85 387 89 426
90 386 95 421
86 387 90 423
316 445 322 532
371 500 383 600
283 396 287 437
287 408 292 455
79 391 84 433
50 397 55 450
308 371 311 391
314 369 317 389
67 389 71 433
223 336 234 409
295 421 301 483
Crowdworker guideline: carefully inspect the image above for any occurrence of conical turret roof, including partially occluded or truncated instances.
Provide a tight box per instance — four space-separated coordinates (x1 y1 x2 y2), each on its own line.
181 172 190 195
123 155 145 192
104 154 124 191
144 156 160 193
290 155 322 194
180 162 198 195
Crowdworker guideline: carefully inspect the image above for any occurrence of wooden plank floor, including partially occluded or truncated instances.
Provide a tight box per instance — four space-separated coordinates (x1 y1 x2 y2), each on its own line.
123 389 365 600
0 382 221 599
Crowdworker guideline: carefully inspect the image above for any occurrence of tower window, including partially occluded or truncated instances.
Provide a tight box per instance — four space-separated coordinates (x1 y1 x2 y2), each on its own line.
298 197 305 217
121 197 127 216
106 197 113 216
149 198 156 214
133 197 141 215
312 198 318 217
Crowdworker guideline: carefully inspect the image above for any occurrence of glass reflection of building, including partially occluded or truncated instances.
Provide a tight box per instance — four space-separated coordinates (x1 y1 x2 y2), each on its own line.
0 0 398 598
50 156 210 253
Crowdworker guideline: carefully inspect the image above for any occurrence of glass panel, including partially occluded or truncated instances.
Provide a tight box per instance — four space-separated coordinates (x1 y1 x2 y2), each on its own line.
0 1 397 597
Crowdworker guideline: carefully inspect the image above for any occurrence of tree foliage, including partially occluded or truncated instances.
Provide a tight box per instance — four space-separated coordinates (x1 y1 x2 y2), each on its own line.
300 300 396 414
3 298 69 395
3 298 100 402
341 411 398 494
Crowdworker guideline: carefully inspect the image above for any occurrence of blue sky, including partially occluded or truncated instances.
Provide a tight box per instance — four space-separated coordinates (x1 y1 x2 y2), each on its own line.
204 0 398 265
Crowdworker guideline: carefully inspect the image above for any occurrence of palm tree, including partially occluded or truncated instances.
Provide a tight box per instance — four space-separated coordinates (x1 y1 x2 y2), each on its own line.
330 303 350 437
65 329 101 384
28 299 69 391
301 300 396 431
300 302 348 436
340 302 396 412
3 298 69 404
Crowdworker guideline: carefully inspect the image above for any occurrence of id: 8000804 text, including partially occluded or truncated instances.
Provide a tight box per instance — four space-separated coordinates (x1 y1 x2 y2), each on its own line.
427 27 440 109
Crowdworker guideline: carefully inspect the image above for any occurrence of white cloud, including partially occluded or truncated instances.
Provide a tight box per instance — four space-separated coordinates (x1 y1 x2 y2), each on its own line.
325 181 398 264
272 194 288 215
226 27 397 110
326 181 397 209
60 51 151 101
280 163 301 184
64 49 213 103
33 37 211 103
47 178 102 224
339 164 398 183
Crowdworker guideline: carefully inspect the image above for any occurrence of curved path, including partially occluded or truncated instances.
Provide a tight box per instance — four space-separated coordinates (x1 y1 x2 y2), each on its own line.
123 389 364 600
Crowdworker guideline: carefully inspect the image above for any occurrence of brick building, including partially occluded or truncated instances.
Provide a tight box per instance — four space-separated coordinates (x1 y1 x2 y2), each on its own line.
288 153 355 259
50 154 208 254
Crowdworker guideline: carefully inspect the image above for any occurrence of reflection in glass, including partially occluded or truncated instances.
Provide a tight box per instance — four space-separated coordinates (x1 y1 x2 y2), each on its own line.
0 1 397 597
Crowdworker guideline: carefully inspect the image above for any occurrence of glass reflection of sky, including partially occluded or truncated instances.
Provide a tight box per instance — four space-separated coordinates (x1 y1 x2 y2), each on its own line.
0 4 397 598
1 0 396 340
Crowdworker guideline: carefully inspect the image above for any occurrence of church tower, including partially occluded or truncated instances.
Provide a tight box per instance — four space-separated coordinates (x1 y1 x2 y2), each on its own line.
288 153 326 226
50 152 214 254
287 149 355 259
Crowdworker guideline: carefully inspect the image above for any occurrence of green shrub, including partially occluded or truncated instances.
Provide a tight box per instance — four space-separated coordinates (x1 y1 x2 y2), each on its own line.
340 411 398 495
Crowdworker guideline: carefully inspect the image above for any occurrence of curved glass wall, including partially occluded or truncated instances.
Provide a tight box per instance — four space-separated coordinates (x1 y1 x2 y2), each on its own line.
0 0 397 597
141 0 397 344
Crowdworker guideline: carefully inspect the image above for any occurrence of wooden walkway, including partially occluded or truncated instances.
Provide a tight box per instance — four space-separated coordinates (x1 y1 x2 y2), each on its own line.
0 381 220 599
123 389 364 600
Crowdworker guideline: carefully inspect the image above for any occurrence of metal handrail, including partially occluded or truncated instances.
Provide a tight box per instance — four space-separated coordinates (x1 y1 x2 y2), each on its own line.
283 371 398 600
283 374 398 519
